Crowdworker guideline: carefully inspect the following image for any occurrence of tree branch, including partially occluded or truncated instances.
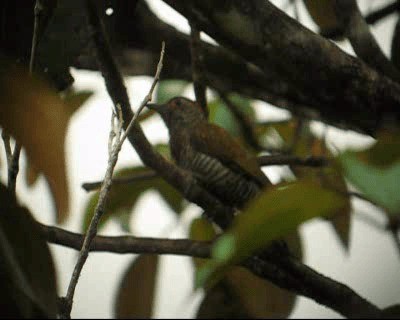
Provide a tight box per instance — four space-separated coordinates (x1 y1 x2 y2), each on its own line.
81 155 329 192
40 222 382 318
323 1 400 39
257 155 328 167
81 169 157 192
335 0 400 82
74 1 317 122
162 0 400 134
189 21 208 116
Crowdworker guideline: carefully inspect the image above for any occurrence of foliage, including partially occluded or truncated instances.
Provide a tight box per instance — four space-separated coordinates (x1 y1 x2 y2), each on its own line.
2 0 400 318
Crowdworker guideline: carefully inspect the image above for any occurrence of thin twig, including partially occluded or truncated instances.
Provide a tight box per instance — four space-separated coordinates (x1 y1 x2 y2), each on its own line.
82 155 329 192
219 92 262 151
354 211 385 230
189 21 207 116
8 144 21 194
60 41 166 319
30 0 41 72
390 229 400 258
386 215 400 259
257 154 329 167
1 131 20 193
4 0 44 193
1 131 12 166
82 169 157 191
0 0 44 193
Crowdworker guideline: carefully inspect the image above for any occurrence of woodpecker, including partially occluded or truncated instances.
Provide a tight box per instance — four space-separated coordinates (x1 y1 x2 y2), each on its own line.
147 97 270 209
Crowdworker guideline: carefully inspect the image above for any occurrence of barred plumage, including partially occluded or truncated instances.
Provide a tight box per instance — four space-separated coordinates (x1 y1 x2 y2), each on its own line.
191 152 259 207
147 97 270 209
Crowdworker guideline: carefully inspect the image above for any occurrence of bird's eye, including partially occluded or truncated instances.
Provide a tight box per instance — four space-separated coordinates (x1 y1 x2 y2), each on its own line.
175 98 182 107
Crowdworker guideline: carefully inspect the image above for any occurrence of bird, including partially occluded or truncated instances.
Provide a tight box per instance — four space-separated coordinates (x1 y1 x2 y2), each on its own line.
147 96 270 210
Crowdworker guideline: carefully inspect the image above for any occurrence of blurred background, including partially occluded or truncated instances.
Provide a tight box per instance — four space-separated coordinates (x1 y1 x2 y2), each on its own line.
1 0 400 318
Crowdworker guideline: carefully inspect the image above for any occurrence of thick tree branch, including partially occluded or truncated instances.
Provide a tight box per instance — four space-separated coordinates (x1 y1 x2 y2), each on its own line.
162 0 400 134
74 1 316 121
40 222 382 318
335 0 400 82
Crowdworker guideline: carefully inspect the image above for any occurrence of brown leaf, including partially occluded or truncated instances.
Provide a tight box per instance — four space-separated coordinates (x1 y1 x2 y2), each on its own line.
114 255 159 318
0 59 71 223
225 231 301 318
197 280 252 319
0 183 58 318
225 267 296 319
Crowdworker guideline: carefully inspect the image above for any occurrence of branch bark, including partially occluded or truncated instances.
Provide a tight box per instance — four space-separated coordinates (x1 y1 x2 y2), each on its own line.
40 222 382 318
162 0 400 134
335 0 400 82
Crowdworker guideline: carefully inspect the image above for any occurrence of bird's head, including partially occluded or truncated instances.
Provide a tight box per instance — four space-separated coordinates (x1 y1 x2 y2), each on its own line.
147 97 206 129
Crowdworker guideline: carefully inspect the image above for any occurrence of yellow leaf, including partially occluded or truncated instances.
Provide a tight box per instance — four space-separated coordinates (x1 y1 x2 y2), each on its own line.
0 60 70 223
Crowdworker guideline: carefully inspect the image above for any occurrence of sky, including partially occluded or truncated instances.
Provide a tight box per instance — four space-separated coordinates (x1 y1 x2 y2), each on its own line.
1 0 400 318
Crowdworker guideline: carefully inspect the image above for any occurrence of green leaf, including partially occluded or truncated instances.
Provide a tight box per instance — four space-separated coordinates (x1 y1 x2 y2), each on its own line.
0 183 58 318
339 152 400 215
82 166 186 232
189 218 217 269
275 121 352 249
155 80 189 104
208 99 240 137
114 255 159 318
196 181 345 288
229 93 255 119
191 220 302 319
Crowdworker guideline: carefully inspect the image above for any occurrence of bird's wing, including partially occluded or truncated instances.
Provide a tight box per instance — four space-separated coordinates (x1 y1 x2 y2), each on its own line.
191 123 270 187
